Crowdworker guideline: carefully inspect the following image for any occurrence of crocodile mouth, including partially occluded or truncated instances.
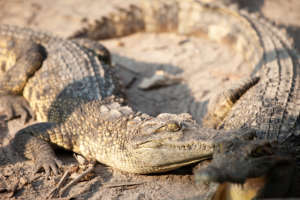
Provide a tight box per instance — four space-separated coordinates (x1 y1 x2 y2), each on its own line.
131 134 215 173
133 141 213 173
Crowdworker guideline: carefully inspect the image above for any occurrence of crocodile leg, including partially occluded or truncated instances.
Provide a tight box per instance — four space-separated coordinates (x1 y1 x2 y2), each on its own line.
12 122 63 176
0 36 45 122
202 76 259 129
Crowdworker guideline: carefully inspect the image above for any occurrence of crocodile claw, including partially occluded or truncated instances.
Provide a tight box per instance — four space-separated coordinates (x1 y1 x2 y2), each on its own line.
0 95 34 123
34 157 63 177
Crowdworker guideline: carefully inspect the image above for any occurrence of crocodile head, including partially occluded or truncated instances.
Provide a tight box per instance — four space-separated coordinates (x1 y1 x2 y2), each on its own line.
195 130 297 198
122 113 215 174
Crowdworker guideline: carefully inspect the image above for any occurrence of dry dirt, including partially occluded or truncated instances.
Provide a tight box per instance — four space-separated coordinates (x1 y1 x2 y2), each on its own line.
0 0 300 200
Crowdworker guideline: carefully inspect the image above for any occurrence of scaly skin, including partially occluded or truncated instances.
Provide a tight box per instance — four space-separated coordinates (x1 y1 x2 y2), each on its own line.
71 0 300 199
2 1 299 198
0 24 117 123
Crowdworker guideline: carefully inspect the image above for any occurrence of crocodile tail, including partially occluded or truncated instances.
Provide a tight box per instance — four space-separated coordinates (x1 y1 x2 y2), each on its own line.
69 0 182 40
69 5 145 40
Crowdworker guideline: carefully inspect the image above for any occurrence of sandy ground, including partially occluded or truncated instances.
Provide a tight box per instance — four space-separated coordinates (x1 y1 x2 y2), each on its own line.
0 0 300 199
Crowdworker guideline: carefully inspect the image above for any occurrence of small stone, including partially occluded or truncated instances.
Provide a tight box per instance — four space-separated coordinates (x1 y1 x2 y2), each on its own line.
138 70 182 90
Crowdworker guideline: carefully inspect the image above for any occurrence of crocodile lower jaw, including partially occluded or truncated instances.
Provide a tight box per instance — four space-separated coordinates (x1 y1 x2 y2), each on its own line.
141 154 212 174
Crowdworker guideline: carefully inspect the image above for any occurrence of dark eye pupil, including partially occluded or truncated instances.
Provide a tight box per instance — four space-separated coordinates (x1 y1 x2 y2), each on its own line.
251 146 273 157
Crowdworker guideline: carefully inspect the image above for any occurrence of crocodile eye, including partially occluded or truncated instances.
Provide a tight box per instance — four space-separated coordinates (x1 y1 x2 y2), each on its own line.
251 145 273 157
156 122 181 132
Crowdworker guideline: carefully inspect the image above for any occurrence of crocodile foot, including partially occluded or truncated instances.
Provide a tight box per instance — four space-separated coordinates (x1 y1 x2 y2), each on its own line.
34 152 63 177
0 95 34 123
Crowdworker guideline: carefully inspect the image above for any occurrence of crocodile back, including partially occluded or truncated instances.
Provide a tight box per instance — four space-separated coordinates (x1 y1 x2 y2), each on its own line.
0 25 117 122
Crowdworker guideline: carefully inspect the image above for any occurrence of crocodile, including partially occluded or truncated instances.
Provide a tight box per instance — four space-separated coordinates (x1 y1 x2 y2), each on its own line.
70 0 300 199
1 23 232 176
